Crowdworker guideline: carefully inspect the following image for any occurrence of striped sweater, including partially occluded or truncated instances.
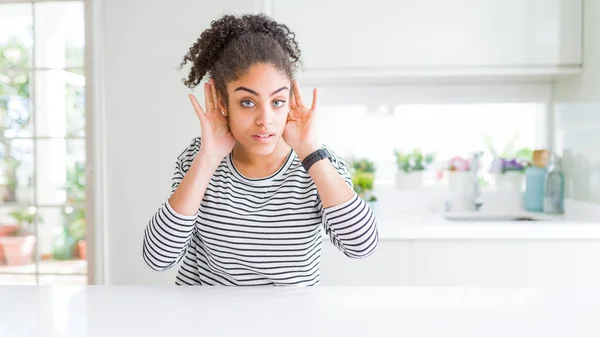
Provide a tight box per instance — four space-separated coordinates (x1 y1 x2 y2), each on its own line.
142 137 379 286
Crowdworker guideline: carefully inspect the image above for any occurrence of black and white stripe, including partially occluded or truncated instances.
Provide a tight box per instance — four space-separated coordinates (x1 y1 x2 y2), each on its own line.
143 137 379 286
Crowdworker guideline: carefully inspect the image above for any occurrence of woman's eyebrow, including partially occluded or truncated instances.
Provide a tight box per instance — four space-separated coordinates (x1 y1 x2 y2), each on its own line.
271 86 289 96
234 86 289 96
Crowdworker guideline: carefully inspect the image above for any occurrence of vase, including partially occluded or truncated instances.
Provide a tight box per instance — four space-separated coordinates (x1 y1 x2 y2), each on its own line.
446 171 473 212
495 171 524 191
448 171 472 191
76 240 86 260
0 235 36 265
0 225 18 264
395 171 423 190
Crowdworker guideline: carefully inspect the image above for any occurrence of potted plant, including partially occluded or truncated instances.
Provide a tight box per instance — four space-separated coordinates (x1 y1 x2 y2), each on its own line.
349 158 378 212
485 132 532 191
393 148 435 189
64 208 85 260
489 155 531 191
0 207 42 265
0 219 18 264
444 155 472 191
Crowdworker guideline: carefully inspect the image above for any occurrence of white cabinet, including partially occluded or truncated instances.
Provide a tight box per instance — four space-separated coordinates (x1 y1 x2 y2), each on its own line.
271 0 582 79
320 239 600 286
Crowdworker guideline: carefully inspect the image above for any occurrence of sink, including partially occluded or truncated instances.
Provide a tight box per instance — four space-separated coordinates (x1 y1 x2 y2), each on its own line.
443 213 541 222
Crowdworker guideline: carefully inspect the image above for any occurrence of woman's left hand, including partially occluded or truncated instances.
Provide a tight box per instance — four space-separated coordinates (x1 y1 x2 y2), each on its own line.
283 80 321 160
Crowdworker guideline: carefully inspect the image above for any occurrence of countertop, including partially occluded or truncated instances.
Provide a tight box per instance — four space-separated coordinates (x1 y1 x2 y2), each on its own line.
2 285 600 337
374 211 600 240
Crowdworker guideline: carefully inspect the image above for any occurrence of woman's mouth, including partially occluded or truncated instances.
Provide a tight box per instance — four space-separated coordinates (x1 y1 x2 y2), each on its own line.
252 133 275 143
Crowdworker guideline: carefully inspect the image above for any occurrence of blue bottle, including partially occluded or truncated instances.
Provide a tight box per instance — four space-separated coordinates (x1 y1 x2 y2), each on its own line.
524 150 549 212
524 167 546 212
543 154 565 214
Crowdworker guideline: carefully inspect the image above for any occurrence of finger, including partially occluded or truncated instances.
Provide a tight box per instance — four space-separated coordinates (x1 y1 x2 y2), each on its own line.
292 80 305 108
204 81 214 112
289 88 297 110
310 88 318 112
188 93 206 122
210 79 218 112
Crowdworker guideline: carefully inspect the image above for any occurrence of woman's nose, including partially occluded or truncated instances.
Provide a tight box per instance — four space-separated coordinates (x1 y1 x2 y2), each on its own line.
256 105 274 126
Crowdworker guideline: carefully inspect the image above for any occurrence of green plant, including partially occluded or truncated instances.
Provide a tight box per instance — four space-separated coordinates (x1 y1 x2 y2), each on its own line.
394 148 435 173
65 162 86 205
63 161 86 242
484 131 533 174
1 38 31 202
352 171 376 201
2 156 20 201
7 207 43 236
349 158 377 201
483 131 533 162
50 162 86 260
65 208 85 242
351 158 376 173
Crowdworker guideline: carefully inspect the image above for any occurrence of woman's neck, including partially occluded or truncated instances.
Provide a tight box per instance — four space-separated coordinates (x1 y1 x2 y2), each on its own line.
231 140 292 179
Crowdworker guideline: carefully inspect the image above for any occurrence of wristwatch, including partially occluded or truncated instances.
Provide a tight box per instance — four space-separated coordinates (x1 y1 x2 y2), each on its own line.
301 148 331 172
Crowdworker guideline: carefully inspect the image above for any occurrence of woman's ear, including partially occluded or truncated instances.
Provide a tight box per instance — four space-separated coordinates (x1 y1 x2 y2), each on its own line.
217 96 228 117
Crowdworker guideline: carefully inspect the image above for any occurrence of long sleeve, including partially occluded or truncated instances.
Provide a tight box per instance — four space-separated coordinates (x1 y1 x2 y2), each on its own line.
316 150 379 259
142 138 201 271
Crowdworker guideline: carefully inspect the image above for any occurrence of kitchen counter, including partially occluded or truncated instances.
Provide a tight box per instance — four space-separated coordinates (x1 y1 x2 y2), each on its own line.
3 285 600 337
374 212 600 240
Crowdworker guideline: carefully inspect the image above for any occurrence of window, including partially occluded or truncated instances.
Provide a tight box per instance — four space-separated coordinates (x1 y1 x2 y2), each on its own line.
317 102 546 187
0 1 87 285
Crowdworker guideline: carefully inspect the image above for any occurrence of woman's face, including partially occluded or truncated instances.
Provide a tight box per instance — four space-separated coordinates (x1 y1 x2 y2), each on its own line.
223 63 291 156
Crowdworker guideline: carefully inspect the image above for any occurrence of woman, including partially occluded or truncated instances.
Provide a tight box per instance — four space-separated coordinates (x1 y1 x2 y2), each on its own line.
142 13 378 286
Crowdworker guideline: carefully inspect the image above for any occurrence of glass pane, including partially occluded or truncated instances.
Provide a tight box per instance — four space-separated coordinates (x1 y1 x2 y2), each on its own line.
37 206 87 275
39 274 86 285
0 139 34 205
34 2 85 68
66 141 86 205
0 3 33 69
316 103 545 188
36 139 85 205
0 274 36 285
35 70 85 137
1 71 33 138
0 205 38 271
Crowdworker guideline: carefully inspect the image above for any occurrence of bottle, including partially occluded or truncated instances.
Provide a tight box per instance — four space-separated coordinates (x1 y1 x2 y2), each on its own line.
543 154 565 214
524 150 549 212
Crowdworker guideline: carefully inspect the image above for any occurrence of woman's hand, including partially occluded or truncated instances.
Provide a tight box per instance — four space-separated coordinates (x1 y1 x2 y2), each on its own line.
283 80 321 160
188 79 236 162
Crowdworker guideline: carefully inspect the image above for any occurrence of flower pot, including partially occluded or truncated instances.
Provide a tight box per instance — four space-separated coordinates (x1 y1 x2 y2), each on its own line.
0 225 18 264
494 171 524 191
76 240 86 260
447 171 472 191
395 171 423 190
446 171 474 212
0 235 36 266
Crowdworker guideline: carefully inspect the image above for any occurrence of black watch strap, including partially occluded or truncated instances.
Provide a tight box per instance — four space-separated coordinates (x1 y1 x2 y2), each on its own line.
301 148 331 172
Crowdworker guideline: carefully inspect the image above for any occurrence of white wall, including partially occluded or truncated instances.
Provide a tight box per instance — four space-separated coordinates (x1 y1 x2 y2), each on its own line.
100 0 256 284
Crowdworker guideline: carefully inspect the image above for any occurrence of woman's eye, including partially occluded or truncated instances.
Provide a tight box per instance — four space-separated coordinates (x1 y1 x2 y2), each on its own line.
241 100 255 108
273 100 286 108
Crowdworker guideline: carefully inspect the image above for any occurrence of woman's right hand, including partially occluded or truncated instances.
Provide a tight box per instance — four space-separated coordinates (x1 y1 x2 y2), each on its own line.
188 79 236 162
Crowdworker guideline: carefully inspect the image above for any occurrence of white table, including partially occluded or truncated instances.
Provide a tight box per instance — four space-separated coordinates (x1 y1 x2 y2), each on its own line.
2 286 599 336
